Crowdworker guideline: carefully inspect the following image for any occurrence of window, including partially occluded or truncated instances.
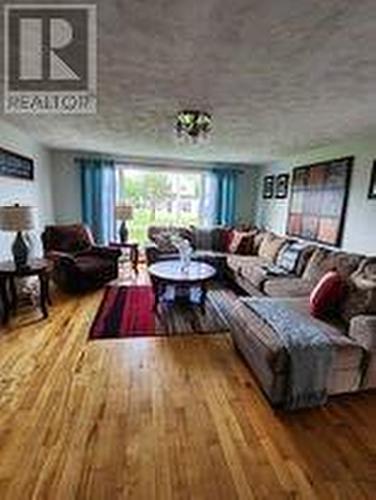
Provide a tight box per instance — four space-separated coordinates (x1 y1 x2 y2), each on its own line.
116 166 204 244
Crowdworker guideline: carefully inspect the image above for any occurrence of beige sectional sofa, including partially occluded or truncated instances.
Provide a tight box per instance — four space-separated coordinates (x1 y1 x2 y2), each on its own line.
145 224 375 407
230 297 364 405
226 230 376 406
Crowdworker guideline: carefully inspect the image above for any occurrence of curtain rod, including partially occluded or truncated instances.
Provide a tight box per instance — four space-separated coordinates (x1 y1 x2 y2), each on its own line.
74 154 245 174
115 161 244 175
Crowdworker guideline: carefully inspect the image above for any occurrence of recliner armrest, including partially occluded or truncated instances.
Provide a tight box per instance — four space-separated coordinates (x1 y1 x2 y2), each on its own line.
80 246 121 260
46 250 76 265
348 315 376 350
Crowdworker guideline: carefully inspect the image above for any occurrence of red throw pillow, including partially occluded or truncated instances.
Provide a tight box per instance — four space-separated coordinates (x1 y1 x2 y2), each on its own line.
224 229 235 252
310 271 344 318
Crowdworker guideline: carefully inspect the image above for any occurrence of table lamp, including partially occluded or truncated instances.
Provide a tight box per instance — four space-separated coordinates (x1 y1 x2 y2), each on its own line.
115 204 133 243
0 204 36 269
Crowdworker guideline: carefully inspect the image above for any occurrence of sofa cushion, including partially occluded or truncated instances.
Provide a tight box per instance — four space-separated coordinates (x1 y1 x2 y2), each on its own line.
258 233 287 262
195 226 232 252
302 248 333 282
191 227 220 251
227 255 267 274
340 258 376 323
324 251 364 280
303 248 363 284
227 254 274 289
264 277 315 298
295 244 316 276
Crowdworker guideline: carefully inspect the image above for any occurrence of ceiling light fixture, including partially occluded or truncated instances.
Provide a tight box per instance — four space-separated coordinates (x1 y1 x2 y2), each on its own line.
176 110 212 143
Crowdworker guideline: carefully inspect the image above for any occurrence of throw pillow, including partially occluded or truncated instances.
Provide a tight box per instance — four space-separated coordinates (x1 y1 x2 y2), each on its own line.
310 271 344 318
236 233 256 255
302 248 333 282
276 241 311 274
228 230 254 254
153 232 176 253
295 244 316 276
253 231 267 254
258 233 287 262
218 227 234 252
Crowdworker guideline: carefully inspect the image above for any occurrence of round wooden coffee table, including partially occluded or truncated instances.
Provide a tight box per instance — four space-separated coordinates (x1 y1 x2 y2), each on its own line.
148 260 216 310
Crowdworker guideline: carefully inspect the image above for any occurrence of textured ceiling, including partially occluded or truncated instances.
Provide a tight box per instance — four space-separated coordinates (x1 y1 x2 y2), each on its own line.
1 0 376 163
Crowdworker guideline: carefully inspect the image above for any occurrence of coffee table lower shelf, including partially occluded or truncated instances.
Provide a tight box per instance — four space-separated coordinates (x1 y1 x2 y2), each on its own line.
148 260 217 312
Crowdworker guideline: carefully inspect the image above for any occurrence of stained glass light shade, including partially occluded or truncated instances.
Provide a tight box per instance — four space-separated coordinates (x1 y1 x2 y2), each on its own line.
176 110 212 142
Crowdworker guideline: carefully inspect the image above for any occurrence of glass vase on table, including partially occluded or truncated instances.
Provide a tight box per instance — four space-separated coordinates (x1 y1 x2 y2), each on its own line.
170 235 193 272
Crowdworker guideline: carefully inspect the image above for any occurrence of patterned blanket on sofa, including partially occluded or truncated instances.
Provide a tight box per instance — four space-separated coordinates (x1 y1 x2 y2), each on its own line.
242 298 334 410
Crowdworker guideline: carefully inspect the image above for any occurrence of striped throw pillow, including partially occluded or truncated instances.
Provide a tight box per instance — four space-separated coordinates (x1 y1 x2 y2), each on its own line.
276 242 306 273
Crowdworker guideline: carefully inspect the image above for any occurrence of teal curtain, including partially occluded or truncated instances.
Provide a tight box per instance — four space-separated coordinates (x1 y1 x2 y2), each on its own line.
78 158 116 244
212 169 238 225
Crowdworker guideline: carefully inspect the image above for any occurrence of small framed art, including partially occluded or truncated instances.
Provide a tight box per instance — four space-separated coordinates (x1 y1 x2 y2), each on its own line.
275 173 289 199
0 147 34 181
263 175 274 199
368 161 376 199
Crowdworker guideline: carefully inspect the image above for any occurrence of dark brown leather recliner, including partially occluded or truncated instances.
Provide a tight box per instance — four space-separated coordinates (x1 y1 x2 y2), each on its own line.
42 224 121 293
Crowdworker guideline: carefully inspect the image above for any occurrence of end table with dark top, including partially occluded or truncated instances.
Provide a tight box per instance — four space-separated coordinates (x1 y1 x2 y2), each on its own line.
0 258 52 326
109 242 139 274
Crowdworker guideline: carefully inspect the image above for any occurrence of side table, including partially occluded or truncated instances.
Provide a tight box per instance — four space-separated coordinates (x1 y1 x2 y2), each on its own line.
0 258 52 326
109 242 139 274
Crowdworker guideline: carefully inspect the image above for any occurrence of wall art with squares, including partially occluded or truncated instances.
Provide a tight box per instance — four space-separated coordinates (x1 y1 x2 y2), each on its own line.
286 156 353 246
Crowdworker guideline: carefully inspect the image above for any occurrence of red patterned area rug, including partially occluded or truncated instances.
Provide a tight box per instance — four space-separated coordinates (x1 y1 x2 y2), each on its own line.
89 285 236 339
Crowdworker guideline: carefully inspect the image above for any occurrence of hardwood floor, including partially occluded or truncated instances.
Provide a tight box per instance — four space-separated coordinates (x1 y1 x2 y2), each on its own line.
1 276 376 499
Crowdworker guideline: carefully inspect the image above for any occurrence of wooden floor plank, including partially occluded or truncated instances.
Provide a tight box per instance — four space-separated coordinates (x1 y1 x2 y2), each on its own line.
1 280 376 500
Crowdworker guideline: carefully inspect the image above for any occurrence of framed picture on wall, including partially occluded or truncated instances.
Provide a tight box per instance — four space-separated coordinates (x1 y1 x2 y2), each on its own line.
286 156 353 247
368 161 376 199
0 147 34 181
275 173 289 199
263 175 274 199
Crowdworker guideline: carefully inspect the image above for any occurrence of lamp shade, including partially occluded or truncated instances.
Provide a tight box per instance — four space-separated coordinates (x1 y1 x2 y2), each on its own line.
0 205 36 231
115 204 133 221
